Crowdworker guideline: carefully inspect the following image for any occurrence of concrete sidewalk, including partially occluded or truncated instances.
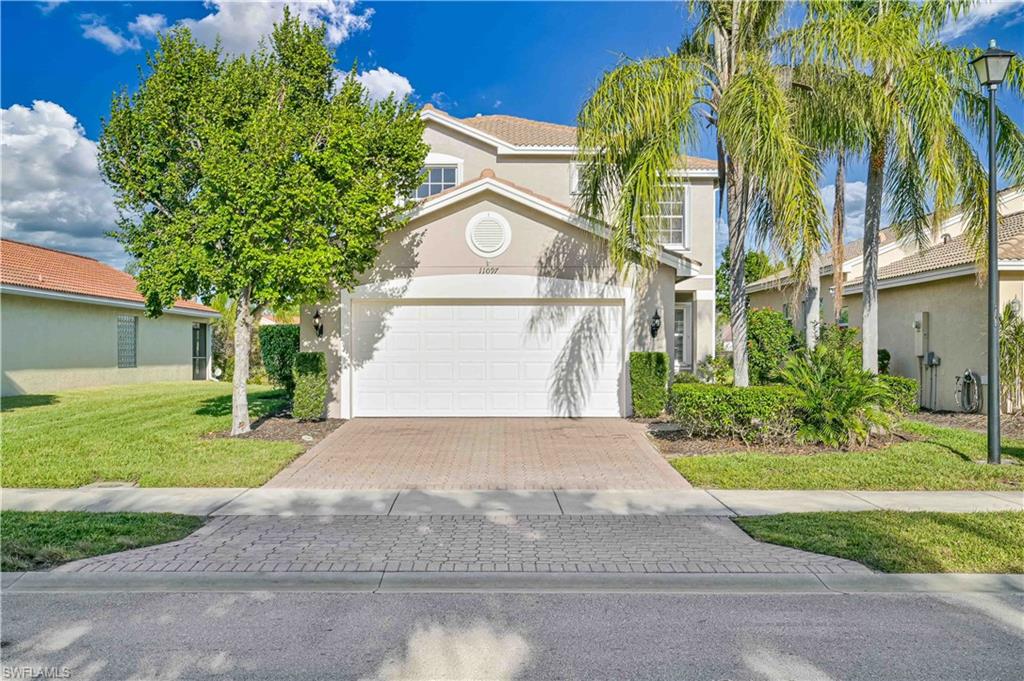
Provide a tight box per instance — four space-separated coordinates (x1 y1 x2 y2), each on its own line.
2 487 1021 516
3 570 1022 594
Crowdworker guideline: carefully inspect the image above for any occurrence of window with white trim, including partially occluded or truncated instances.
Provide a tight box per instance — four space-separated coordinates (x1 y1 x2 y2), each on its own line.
414 165 458 199
647 182 688 248
674 302 693 370
570 162 583 195
117 315 138 369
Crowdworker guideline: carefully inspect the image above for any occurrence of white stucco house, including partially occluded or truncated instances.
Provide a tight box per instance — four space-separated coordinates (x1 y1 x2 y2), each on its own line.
300 105 719 418
1 239 218 396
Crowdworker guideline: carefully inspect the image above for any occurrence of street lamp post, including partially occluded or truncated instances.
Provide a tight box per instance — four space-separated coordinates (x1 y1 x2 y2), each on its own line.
971 40 1015 465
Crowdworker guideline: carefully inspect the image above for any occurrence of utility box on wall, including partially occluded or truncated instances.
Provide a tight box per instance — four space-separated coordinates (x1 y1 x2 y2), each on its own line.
913 311 929 358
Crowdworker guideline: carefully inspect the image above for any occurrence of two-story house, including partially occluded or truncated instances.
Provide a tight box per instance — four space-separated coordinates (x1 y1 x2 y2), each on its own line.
301 104 718 418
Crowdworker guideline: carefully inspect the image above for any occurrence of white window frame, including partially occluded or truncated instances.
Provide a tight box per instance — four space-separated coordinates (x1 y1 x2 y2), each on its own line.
413 152 463 200
674 302 693 371
570 162 582 196
647 182 691 251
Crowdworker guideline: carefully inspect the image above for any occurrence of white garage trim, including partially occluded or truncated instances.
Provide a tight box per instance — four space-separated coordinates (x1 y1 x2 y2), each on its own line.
335 274 636 419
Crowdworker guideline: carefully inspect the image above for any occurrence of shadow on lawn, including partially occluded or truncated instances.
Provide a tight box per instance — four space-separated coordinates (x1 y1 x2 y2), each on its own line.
195 389 289 421
0 394 59 412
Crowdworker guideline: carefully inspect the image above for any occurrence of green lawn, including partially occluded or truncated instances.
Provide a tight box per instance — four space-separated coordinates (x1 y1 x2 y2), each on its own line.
736 511 1024 573
0 511 204 571
1 382 302 487
672 420 1024 490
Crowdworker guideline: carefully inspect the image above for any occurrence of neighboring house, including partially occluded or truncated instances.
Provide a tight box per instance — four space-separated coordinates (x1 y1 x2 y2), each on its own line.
301 104 719 418
259 311 299 326
747 187 1024 413
1 239 218 396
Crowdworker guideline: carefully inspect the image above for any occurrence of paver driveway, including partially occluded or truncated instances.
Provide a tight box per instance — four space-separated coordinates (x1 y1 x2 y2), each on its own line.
266 418 689 490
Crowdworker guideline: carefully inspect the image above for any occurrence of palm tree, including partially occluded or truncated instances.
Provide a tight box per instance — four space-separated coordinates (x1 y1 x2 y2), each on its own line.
831 154 846 324
788 0 1024 372
574 0 824 387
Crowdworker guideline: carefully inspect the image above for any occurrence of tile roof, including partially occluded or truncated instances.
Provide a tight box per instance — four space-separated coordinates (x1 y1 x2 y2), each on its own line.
422 104 718 169
865 210 1024 282
0 239 216 314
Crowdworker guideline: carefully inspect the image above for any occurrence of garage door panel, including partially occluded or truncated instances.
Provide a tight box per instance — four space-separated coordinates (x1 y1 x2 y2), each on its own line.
353 302 622 417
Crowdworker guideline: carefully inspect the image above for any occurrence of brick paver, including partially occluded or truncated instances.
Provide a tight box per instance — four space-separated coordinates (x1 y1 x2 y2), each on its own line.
265 418 689 490
55 515 868 575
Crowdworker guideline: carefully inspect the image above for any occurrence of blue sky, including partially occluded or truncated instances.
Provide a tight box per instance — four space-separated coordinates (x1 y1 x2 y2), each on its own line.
2 0 1023 266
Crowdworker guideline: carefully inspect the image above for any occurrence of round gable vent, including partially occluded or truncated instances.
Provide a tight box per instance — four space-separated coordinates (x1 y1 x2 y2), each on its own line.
466 211 511 258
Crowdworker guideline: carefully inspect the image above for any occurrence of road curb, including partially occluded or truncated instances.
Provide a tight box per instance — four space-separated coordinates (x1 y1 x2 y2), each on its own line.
3 571 1021 594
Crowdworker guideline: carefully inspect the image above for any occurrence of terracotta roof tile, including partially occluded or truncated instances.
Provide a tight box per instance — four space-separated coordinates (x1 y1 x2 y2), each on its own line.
425 105 718 169
0 239 216 314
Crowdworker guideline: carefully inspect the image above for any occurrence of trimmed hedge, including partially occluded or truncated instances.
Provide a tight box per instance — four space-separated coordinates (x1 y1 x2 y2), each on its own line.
630 352 670 417
880 374 919 414
671 383 800 444
748 308 798 384
292 352 327 421
259 325 300 393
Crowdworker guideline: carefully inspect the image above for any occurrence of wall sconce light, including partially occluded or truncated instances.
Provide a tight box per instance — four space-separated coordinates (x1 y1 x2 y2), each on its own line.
312 308 324 339
650 309 662 339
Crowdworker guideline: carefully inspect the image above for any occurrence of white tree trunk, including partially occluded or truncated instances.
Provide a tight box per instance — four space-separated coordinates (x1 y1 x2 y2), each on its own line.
861 142 886 374
727 162 750 387
803 251 821 349
231 287 254 436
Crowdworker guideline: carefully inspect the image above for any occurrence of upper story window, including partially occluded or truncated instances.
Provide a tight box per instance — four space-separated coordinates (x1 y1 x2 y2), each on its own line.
415 165 458 199
652 182 688 248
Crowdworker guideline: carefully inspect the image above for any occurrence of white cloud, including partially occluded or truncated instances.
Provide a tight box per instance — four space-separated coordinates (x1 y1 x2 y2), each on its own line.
128 13 168 38
938 0 1024 40
38 1 68 15
178 0 372 55
354 67 413 102
80 15 141 54
1 101 124 265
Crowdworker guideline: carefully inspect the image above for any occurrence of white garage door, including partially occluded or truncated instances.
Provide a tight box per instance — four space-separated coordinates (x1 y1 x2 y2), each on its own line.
352 302 623 417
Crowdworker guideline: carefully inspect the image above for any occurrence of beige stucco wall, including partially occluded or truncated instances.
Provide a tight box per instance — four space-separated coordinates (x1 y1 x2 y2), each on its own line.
301 188 678 417
1 294 211 396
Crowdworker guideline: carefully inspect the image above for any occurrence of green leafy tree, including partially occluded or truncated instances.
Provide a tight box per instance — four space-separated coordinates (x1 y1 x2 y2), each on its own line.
715 246 783 317
786 0 1024 371
575 0 825 387
747 307 799 384
99 13 428 434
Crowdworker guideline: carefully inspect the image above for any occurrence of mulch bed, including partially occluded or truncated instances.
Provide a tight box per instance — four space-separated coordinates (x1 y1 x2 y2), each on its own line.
210 414 345 449
908 411 1024 440
647 427 913 459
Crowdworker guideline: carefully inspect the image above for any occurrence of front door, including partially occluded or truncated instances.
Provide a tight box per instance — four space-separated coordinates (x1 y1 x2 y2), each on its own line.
192 323 208 380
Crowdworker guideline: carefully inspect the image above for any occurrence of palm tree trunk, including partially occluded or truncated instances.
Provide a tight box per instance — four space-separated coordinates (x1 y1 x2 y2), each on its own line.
803 250 821 349
832 155 846 323
231 286 255 436
727 159 750 387
862 141 886 373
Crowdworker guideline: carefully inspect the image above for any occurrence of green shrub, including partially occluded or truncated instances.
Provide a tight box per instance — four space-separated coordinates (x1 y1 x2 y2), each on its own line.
781 342 894 448
630 352 670 417
880 374 919 414
670 383 800 444
695 352 733 385
672 371 701 385
259 325 300 393
878 348 892 374
292 352 327 421
748 308 798 384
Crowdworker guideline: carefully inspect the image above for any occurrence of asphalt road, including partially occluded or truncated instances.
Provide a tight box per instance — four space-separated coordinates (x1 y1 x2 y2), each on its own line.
2 591 1022 680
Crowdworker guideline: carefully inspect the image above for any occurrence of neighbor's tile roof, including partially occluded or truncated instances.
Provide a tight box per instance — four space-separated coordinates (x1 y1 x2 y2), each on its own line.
423 104 718 169
863 210 1024 282
0 239 216 313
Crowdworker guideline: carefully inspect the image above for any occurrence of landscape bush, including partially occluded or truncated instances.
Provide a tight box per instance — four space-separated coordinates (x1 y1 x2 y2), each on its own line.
670 383 799 444
292 352 327 421
630 352 671 417
781 341 894 448
748 308 799 384
695 351 733 385
879 375 919 414
259 325 300 393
